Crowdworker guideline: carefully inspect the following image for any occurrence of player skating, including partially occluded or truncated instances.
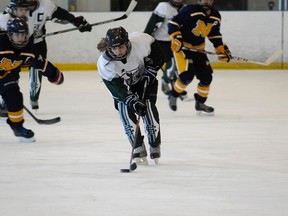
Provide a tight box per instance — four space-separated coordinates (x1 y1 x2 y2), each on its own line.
97 27 163 165
0 17 64 142
25 0 92 110
168 0 232 115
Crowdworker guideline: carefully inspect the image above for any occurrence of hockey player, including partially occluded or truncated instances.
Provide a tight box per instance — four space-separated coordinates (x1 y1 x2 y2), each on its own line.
144 0 186 96
0 17 64 142
25 0 92 110
97 27 163 165
168 0 232 115
0 0 34 118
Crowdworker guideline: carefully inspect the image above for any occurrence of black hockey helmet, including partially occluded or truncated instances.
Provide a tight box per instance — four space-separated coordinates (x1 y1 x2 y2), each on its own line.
9 0 30 9
198 0 214 11
106 26 131 60
170 0 183 8
7 17 29 49
8 0 30 18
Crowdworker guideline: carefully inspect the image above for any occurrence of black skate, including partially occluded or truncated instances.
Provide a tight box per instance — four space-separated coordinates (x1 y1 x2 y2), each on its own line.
161 78 171 95
7 119 36 142
168 95 177 111
133 144 148 165
195 101 215 116
30 100 39 110
0 100 8 118
150 146 161 165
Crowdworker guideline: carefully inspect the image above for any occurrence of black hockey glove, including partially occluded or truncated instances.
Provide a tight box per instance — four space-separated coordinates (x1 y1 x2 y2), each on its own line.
124 94 147 116
74 16 92 32
48 68 64 85
141 68 157 86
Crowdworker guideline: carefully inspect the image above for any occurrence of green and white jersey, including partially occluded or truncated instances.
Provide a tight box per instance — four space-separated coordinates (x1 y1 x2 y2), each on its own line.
97 32 155 100
144 2 183 42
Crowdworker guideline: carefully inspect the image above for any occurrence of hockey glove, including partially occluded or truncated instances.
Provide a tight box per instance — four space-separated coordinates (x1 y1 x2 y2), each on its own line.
170 34 183 53
215 44 232 62
124 94 147 116
141 68 157 85
74 16 92 32
48 68 64 85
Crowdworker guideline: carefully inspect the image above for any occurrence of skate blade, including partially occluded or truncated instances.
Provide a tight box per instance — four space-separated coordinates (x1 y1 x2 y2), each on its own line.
135 157 148 166
19 136 36 143
196 111 215 116
153 158 159 165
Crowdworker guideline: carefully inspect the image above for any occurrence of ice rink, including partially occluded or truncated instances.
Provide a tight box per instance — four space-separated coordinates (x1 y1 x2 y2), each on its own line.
1 70 288 216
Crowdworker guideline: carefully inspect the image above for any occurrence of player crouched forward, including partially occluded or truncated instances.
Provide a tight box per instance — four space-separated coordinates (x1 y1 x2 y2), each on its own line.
0 18 64 142
97 27 163 165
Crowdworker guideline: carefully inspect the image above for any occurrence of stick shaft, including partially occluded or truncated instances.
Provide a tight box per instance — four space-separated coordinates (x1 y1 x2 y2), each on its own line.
42 0 137 38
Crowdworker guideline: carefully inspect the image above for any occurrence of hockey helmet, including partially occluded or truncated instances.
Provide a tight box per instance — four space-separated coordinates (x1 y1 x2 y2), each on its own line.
198 0 214 11
106 26 131 60
7 17 29 49
8 0 30 18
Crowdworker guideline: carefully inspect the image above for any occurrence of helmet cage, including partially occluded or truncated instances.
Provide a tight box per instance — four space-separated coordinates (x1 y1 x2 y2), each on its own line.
198 0 214 11
7 17 29 49
9 0 30 18
106 27 131 60
170 0 183 8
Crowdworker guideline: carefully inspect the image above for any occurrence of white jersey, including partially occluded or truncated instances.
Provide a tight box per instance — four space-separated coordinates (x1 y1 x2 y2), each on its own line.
98 32 155 86
152 2 181 41
29 0 58 44
0 13 34 38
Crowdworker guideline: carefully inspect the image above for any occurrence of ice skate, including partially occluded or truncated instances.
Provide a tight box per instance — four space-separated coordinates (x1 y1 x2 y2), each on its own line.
30 100 39 110
195 101 214 116
150 146 161 165
133 144 148 165
0 98 8 118
168 95 177 111
161 78 171 95
7 119 36 142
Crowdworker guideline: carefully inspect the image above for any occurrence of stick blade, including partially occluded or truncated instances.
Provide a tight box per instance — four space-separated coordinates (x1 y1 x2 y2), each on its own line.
264 49 283 65
37 117 61 125
125 0 138 16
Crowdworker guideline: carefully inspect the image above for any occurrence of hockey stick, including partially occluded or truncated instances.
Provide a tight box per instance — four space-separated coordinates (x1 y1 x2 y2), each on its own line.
183 46 283 66
42 0 138 38
24 105 61 125
120 81 147 173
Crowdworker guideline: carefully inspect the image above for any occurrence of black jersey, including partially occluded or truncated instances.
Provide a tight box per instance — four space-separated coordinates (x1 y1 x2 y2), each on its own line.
0 34 58 80
168 4 224 49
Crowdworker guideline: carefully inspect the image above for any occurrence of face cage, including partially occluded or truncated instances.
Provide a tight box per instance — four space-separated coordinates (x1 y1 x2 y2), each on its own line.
10 7 29 21
107 42 131 60
199 0 214 10
170 0 183 7
8 32 29 49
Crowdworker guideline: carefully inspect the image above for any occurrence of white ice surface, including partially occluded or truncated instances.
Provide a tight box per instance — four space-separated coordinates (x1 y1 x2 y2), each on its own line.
1 70 288 216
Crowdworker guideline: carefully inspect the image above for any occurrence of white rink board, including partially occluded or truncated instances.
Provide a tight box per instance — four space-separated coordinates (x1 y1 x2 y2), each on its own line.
44 11 288 64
